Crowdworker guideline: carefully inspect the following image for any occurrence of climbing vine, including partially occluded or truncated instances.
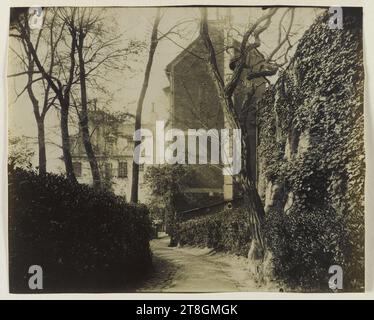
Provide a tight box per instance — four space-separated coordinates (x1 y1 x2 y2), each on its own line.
257 9 364 290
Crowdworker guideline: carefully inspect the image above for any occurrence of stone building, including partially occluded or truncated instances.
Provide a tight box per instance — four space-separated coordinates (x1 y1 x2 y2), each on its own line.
164 17 266 211
70 109 151 202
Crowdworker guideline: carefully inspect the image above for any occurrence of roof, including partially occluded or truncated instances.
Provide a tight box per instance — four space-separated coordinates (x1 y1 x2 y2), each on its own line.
164 22 267 78
165 20 226 75
88 109 134 125
165 37 201 75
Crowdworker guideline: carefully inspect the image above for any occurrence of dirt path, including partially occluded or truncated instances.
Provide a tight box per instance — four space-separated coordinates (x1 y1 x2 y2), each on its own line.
136 234 278 293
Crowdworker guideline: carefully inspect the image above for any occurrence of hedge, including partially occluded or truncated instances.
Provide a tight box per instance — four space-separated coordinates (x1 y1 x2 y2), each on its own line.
178 208 252 257
8 168 152 293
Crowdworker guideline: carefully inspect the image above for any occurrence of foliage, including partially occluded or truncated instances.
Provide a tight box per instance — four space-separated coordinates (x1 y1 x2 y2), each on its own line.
146 198 166 223
144 164 193 220
8 135 34 171
178 208 252 257
8 168 152 293
144 164 193 245
264 205 347 291
144 164 192 197
257 9 364 291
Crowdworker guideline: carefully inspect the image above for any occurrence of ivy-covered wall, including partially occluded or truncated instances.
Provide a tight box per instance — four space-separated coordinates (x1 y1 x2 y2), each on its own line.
256 8 364 290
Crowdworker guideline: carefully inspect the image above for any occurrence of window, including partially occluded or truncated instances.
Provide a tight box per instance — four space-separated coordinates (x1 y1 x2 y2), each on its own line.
139 164 144 172
73 162 82 177
118 161 128 178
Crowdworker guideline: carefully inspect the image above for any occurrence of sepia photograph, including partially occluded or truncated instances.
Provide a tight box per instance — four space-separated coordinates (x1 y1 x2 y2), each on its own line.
6 4 364 294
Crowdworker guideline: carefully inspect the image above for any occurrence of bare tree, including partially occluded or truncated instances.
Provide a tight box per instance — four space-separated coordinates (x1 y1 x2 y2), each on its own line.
130 8 162 203
12 8 78 183
64 8 138 189
11 8 134 187
65 8 104 189
131 8 193 203
199 7 295 258
8 21 56 175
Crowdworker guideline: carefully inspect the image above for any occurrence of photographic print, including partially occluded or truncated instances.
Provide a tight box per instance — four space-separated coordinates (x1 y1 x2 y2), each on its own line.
7 5 364 293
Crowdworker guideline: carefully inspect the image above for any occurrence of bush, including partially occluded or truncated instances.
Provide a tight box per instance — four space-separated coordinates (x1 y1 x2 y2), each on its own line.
9 168 153 293
178 208 252 256
264 204 347 291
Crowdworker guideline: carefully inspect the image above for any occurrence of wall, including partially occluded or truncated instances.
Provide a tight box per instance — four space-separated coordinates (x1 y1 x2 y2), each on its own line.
256 8 364 288
166 22 226 209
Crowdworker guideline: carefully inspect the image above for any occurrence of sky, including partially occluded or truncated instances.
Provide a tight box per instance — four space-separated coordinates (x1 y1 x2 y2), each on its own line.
7 6 324 172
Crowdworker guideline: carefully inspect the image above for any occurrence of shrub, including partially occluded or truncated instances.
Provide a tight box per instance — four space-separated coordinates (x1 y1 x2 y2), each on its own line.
178 208 252 256
8 168 153 293
264 204 347 291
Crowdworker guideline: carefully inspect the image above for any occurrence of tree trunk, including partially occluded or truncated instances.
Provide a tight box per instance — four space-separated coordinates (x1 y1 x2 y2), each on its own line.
27 77 47 176
165 195 178 247
76 32 102 189
60 101 77 183
130 8 161 203
25 56 47 175
36 118 47 175
223 96 265 249
199 10 266 256
130 122 141 202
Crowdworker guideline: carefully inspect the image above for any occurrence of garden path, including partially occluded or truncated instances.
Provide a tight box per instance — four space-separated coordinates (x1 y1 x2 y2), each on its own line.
136 234 279 293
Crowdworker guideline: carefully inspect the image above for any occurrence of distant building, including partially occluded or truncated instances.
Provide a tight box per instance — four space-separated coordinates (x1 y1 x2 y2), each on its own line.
164 16 267 212
70 109 150 202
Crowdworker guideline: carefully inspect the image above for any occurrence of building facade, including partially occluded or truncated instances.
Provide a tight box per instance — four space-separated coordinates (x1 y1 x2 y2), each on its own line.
70 110 149 202
164 17 266 212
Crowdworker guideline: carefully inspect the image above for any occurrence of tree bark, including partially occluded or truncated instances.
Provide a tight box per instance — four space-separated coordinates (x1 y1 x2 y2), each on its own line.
130 8 161 203
60 101 77 183
36 119 47 175
165 194 179 247
26 71 47 175
76 31 102 189
222 96 265 248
